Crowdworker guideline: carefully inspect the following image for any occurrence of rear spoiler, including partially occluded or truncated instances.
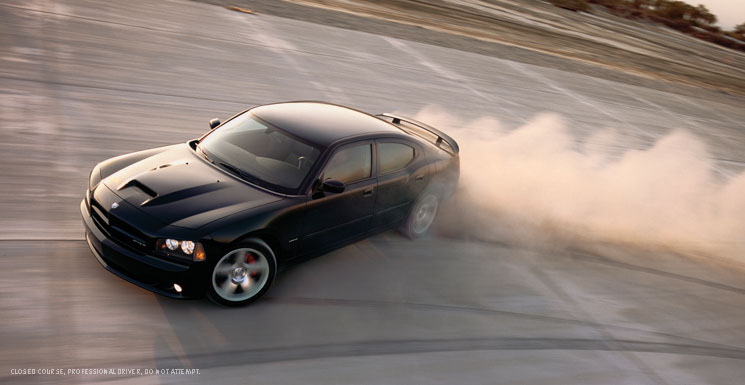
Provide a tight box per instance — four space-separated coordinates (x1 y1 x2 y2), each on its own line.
378 113 459 155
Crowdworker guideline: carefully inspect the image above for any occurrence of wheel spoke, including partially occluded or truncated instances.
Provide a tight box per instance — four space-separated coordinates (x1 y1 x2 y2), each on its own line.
233 251 245 265
244 258 268 273
215 263 233 276
239 278 251 291
220 279 238 294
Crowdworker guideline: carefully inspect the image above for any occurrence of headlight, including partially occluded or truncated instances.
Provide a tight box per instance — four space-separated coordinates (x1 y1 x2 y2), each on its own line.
165 239 179 250
157 239 206 261
181 240 195 254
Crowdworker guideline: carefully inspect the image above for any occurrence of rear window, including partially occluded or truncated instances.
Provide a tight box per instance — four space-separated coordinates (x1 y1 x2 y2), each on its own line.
379 142 414 174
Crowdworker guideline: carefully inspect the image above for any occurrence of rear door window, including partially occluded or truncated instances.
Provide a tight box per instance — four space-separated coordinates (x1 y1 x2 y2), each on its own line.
379 142 414 174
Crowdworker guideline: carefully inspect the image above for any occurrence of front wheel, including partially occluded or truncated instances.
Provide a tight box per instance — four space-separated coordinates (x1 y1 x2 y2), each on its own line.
401 190 440 239
207 238 277 306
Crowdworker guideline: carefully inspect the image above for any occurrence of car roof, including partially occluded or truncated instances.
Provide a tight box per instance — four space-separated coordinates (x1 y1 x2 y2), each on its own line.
250 101 404 147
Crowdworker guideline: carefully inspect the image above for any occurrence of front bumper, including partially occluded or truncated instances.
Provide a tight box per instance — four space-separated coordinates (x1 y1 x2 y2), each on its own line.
81 199 204 298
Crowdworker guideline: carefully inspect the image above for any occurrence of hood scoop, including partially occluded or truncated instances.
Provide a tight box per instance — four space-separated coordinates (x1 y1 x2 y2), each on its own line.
115 160 228 207
116 162 181 206
118 179 158 200
139 181 224 207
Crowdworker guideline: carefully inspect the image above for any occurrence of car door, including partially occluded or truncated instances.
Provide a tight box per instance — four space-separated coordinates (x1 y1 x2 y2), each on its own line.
372 139 429 230
300 141 377 254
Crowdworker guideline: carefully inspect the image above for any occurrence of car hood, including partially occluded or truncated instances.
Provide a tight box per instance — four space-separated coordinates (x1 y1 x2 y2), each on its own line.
102 144 282 229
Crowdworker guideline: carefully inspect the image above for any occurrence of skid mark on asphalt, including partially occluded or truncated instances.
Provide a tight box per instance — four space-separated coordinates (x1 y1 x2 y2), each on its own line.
235 17 351 103
504 60 657 142
381 36 526 123
3 336 744 383
566 250 745 295
591 78 739 178
527 262 670 385
262 296 745 353
112 336 745 373
669 93 745 128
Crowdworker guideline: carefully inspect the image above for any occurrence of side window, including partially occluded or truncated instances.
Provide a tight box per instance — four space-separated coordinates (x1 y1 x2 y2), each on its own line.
379 142 415 174
324 144 372 184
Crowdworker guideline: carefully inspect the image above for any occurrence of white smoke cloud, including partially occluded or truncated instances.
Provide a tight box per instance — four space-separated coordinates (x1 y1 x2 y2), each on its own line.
413 106 745 260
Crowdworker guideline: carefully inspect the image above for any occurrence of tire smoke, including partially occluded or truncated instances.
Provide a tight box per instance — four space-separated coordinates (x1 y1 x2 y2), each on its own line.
412 106 745 260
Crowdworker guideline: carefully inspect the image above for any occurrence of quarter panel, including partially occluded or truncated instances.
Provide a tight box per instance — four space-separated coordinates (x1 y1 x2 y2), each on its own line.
372 140 430 229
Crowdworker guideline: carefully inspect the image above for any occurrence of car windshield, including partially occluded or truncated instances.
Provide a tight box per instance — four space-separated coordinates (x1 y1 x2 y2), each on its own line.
197 112 321 193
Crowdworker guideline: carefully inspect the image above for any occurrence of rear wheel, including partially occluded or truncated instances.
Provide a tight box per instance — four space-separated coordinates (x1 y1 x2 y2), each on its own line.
207 238 276 306
401 189 439 239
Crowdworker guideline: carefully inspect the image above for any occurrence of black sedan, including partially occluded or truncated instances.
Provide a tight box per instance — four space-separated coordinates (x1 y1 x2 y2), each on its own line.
81 101 459 306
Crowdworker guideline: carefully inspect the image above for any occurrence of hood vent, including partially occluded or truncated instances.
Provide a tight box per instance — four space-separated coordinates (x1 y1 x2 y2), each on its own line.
118 179 158 198
139 182 224 207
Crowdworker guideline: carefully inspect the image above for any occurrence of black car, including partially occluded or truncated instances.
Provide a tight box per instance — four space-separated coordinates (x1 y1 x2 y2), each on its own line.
81 101 459 306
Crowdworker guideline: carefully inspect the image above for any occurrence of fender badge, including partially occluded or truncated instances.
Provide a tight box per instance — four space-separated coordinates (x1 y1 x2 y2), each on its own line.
111 202 120 209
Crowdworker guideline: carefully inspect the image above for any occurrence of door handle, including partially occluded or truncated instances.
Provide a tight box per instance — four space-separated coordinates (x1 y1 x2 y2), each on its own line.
414 174 424 181
363 188 374 197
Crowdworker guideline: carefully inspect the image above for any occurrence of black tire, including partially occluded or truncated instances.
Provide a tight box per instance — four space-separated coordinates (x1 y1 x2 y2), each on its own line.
207 238 277 307
401 188 440 239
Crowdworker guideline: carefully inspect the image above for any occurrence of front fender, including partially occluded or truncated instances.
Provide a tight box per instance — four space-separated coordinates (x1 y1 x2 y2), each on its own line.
203 196 307 263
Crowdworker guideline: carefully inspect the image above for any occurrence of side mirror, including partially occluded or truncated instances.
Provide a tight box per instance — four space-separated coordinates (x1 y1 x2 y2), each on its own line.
322 178 345 194
209 118 221 129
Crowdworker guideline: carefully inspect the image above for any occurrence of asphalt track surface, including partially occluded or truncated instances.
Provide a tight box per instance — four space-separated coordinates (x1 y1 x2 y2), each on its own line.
2 1 745 384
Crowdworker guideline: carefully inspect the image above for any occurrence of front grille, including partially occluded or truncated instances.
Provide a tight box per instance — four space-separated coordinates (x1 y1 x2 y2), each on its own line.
90 197 108 227
109 214 151 252
90 197 152 253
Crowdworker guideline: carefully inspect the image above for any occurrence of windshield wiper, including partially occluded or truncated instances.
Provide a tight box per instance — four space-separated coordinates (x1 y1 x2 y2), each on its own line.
218 162 248 178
